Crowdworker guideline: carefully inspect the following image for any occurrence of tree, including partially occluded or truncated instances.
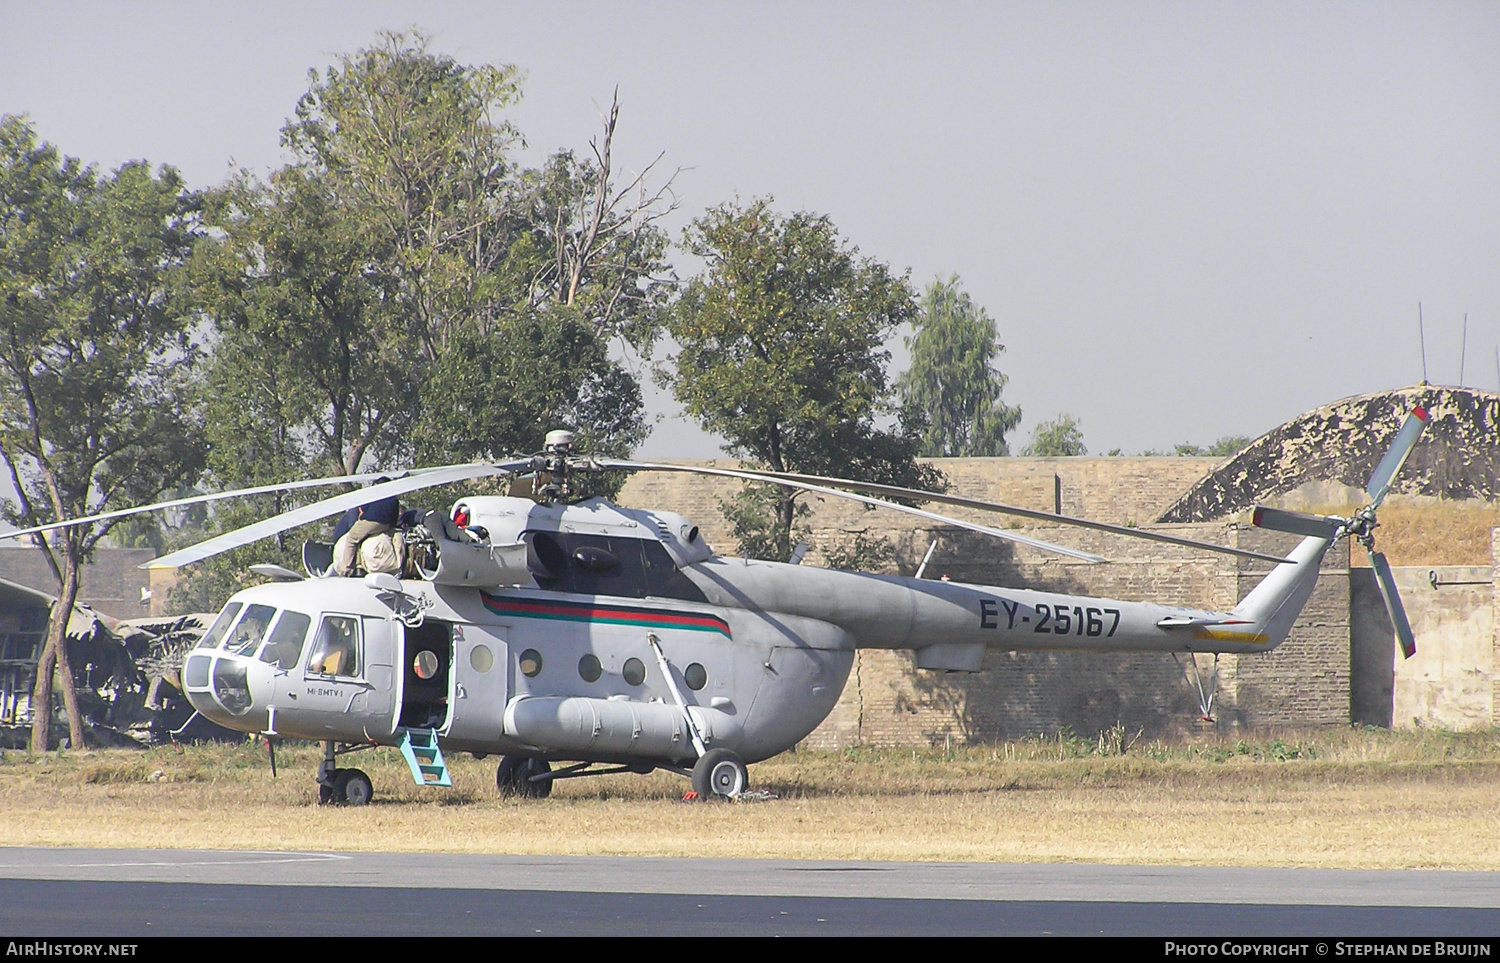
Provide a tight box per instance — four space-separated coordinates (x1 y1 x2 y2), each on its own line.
0 116 205 750
1022 414 1087 456
200 33 664 468
661 198 943 561
898 275 1021 456
1173 435 1252 457
179 34 664 608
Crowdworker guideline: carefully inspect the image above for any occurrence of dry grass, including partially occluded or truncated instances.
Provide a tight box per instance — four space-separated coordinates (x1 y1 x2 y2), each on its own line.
1287 501 1500 567
4 729 1500 870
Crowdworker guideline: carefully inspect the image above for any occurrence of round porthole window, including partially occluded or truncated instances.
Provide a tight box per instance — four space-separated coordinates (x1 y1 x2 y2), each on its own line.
622 657 646 686
684 662 707 691
578 653 602 683
469 644 494 673
519 649 543 678
413 650 439 680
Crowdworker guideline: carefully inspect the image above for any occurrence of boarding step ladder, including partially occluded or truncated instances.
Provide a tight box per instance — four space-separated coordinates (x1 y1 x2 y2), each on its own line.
397 727 451 787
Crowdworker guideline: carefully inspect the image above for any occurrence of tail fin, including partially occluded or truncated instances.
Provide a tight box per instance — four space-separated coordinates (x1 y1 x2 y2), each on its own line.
1229 535 1334 650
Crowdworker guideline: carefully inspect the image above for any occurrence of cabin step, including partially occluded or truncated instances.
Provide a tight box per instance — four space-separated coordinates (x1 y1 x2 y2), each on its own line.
397 727 451 787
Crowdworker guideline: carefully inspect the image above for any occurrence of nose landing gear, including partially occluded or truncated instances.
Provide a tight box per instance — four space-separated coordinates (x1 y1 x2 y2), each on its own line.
316 741 375 806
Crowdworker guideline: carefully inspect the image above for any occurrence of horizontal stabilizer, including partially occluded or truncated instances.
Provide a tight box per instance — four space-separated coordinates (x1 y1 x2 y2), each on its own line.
1156 615 1252 629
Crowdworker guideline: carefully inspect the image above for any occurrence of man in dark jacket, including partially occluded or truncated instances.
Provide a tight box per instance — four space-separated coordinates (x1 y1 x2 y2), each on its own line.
332 480 400 576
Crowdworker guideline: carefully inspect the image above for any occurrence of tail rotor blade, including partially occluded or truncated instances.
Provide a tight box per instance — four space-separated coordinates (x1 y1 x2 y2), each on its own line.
1369 549 1417 659
1366 406 1430 508
1251 506 1343 538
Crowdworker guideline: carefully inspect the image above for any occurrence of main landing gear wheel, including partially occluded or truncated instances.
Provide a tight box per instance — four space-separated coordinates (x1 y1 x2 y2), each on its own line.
335 768 373 806
692 749 747 800
496 755 553 799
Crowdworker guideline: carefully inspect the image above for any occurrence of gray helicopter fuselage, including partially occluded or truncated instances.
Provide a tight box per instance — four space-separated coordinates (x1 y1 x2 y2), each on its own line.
182 495 1328 768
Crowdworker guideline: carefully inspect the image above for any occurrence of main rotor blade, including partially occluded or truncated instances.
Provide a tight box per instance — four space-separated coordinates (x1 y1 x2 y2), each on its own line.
1366 406 1430 508
1251 506 1345 539
685 466 1292 565
145 462 529 570
601 460 1108 563
1368 549 1417 659
0 470 397 543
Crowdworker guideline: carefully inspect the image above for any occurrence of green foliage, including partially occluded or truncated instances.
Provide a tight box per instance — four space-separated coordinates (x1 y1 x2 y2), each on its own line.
718 484 810 564
415 308 646 463
660 198 943 559
0 114 207 557
1173 435 1252 458
898 276 1021 456
1021 414 1087 456
821 530 897 573
177 32 667 601
0 115 207 747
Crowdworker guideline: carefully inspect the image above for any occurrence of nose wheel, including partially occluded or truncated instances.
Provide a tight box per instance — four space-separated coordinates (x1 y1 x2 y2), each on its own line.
316 742 374 805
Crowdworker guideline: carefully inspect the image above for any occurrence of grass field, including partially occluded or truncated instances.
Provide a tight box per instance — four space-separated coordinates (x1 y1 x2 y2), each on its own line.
3 728 1498 870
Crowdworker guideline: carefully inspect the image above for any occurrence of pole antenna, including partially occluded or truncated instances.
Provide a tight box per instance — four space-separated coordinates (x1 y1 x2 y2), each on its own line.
1418 302 1428 384
1459 313 1467 385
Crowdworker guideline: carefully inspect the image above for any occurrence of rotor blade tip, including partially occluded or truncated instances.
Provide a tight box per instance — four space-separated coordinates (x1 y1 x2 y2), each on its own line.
1412 405 1429 422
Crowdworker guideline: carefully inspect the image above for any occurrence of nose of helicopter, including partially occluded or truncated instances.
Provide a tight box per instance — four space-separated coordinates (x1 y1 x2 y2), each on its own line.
182 650 276 732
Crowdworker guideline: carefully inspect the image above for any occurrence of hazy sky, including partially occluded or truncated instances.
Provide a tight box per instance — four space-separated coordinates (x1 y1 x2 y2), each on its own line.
3 1 1495 459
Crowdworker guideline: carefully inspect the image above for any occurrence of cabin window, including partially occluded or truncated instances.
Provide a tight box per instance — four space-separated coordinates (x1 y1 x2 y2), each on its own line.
519 648 543 678
578 653 602 682
260 610 311 670
622 657 646 686
684 662 707 691
306 615 361 678
197 603 242 649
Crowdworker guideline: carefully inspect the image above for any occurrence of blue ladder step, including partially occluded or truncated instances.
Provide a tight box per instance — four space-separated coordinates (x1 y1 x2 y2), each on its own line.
397 727 451 787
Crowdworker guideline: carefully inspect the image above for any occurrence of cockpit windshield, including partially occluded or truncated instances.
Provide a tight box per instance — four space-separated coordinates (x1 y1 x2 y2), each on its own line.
227 604 277 656
196 603 242 649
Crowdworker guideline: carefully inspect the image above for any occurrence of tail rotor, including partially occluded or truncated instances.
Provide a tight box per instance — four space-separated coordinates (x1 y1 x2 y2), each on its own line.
1251 406 1429 659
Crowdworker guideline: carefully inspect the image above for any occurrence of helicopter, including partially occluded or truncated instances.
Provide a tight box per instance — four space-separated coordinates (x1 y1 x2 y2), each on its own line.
4 408 1429 805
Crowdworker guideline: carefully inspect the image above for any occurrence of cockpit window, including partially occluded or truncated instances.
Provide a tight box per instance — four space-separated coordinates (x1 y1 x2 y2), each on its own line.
306 615 360 678
197 603 242 649
260 610 312 670
227 604 277 656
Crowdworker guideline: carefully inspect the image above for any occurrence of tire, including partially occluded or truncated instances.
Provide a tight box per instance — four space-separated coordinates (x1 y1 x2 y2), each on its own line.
497 755 553 799
335 768 373 806
318 782 336 806
691 748 747 799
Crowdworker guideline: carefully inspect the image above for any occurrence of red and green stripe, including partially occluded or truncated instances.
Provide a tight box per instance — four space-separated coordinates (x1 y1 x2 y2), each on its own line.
479 592 732 638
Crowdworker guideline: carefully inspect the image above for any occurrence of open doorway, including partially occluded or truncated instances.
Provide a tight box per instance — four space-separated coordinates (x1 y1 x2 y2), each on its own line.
400 619 453 730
